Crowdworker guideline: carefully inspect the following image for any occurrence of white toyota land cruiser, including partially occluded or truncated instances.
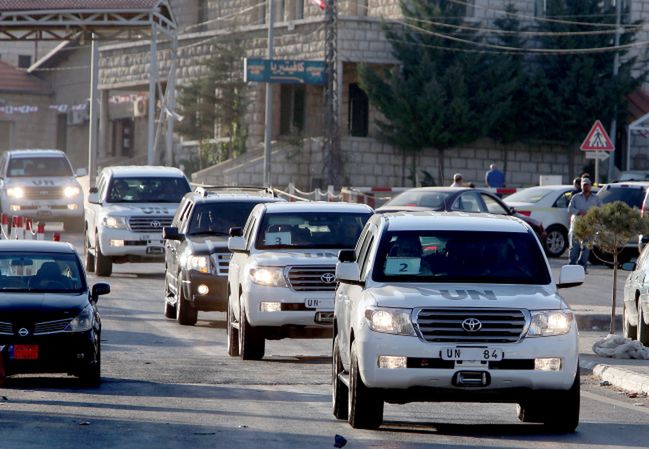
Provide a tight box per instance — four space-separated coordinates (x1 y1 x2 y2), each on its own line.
84 166 191 276
0 149 85 231
226 202 373 360
333 212 585 431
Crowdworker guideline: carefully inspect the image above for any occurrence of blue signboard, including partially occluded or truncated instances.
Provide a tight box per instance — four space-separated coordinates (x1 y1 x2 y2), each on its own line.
244 58 326 85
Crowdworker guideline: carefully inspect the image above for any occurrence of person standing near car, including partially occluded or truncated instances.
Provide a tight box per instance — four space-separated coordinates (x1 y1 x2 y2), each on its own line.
485 164 505 188
568 177 601 272
450 173 464 187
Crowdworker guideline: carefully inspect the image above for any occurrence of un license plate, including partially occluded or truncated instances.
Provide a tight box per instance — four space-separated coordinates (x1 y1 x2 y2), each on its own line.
10 344 39 360
441 347 503 361
305 298 334 309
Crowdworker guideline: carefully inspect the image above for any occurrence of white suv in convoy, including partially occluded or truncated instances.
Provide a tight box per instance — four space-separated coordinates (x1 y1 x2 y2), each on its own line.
84 166 191 276
332 212 584 431
0 149 85 231
226 202 373 360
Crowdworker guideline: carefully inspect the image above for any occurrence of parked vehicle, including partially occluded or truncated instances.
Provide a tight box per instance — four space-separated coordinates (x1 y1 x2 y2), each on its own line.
84 166 191 276
162 186 283 325
333 212 584 431
621 249 649 345
0 240 110 386
0 149 85 232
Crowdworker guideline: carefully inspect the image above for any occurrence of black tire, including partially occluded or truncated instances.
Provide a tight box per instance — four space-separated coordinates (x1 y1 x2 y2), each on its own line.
227 299 240 357
64 217 84 233
623 303 638 340
332 335 348 420
348 342 383 429
94 234 112 277
638 306 649 346
84 231 95 273
79 346 101 387
163 273 176 319
176 276 198 326
544 225 568 258
238 302 265 360
517 369 580 433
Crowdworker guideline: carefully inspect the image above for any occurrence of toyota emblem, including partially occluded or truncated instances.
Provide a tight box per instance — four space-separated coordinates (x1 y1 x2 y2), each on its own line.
151 220 161 228
461 318 482 332
18 327 30 337
321 273 336 284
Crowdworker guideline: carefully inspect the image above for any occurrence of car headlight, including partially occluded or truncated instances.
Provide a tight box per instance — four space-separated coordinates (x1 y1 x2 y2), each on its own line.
185 255 211 274
64 305 94 332
7 186 24 199
527 310 574 337
64 185 81 198
364 307 414 336
102 215 127 229
250 266 287 287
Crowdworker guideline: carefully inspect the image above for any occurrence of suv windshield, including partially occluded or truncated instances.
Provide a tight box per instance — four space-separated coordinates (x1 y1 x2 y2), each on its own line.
8 157 73 177
0 252 86 293
188 202 261 236
256 212 371 249
107 177 190 203
373 230 550 285
383 191 451 209
597 185 645 209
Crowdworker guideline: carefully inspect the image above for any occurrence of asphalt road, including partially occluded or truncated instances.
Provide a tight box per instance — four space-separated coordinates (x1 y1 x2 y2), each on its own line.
0 234 647 449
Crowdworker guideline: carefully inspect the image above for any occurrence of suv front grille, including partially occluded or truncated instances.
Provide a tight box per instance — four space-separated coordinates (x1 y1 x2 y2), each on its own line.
415 308 527 343
128 216 173 232
22 187 64 200
0 321 12 335
211 253 231 276
287 266 337 291
34 318 73 335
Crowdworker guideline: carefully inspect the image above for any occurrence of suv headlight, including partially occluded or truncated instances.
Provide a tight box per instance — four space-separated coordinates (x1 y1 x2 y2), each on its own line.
365 307 415 336
527 310 574 337
250 266 287 287
64 185 81 198
64 305 94 332
185 255 211 274
102 215 127 229
7 187 24 199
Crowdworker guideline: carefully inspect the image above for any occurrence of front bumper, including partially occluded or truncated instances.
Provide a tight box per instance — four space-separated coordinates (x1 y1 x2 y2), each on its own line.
98 227 165 260
183 271 228 312
1 195 83 220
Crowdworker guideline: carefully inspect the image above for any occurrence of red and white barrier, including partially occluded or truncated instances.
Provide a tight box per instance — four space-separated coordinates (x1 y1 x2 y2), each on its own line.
1 214 9 239
0 215 51 241
37 222 46 240
24 219 33 241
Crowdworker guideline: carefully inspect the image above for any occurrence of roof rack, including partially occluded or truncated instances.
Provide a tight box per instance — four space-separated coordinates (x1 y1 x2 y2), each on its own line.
193 185 276 198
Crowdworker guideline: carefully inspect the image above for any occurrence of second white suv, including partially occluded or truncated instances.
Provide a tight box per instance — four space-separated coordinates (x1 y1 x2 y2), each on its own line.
226 202 372 360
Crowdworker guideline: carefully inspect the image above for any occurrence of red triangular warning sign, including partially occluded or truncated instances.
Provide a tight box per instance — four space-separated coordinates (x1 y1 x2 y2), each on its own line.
580 120 614 151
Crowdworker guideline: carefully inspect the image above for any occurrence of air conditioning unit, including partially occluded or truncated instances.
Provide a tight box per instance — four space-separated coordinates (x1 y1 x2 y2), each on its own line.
66 109 87 126
133 97 148 117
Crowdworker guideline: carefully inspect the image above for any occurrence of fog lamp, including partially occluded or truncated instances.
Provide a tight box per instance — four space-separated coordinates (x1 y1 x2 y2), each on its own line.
378 355 407 369
68 204 79 210
110 240 124 247
197 284 209 295
260 301 282 312
534 358 562 371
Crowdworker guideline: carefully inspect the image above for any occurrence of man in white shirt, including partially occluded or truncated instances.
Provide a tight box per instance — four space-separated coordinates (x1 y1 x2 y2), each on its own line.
450 173 464 187
568 177 602 272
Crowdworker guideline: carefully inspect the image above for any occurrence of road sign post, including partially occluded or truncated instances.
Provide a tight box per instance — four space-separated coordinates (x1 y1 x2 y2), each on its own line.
580 120 615 184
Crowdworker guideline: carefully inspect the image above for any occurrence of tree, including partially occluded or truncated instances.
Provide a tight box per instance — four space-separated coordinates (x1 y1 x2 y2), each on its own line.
574 201 649 334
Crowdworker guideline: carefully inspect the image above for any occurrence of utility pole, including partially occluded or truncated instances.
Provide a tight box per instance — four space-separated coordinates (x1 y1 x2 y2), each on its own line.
263 0 275 187
323 0 342 187
607 0 623 183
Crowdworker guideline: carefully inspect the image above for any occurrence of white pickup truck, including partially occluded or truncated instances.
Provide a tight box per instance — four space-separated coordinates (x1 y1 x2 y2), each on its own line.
333 212 584 431
84 166 191 276
226 202 373 360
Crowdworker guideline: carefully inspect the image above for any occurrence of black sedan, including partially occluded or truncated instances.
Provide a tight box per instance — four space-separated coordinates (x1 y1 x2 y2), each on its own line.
377 187 546 244
0 240 109 386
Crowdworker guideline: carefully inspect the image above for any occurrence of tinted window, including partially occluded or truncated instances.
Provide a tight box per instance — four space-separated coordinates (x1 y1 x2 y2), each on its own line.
256 212 371 249
481 194 509 215
373 230 550 285
383 191 451 209
0 252 86 293
597 185 645 209
8 156 73 177
188 202 261 236
106 177 190 203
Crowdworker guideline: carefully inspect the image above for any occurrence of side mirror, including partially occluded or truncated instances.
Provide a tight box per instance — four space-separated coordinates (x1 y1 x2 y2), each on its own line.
338 249 356 263
87 192 100 204
621 262 637 271
91 282 110 300
557 265 585 289
228 236 247 253
336 262 361 283
162 226 184 241
76 167 88 177
509 206 516 214
229 227 243 237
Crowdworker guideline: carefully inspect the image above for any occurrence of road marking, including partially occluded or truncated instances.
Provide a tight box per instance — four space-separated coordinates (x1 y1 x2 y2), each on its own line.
582 390 649 414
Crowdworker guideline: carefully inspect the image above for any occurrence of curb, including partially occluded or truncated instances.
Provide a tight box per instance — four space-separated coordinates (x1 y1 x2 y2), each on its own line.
579 358 649 395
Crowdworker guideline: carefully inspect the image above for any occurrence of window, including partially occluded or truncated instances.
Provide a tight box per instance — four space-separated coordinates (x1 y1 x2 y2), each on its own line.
535 0 547 17
358 0 369 16
0 252 86 293
257 0 266 24
465 0 475 17
451 192 483 212
112 118 134 157
280 85 306 135
8 156 73 177
18 55 31 69
554 192 571 208
348 84 369 137
295 0 304 19
106 177 191 203
278 0 286 21
480 194 510 215
188 202 263 236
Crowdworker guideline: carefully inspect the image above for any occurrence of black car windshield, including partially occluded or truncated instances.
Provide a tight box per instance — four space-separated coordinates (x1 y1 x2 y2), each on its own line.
0 252 86 293
107 177 190 203
597 185 645 209
188 202 263 235
256 212 371 249
8 157 73 177
383 191 451 209
373 230 551 285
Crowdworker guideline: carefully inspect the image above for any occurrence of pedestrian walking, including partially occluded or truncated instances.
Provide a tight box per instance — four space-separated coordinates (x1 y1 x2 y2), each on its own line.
450 173 464 187
568 177 601 273
485 164 505 188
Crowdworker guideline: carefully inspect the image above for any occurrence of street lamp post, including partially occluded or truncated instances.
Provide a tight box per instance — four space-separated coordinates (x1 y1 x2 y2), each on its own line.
263 0 275 187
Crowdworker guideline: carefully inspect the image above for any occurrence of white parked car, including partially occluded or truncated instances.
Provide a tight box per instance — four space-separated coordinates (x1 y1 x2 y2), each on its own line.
621 247 649 345
226 202 372 360
333 212 584 431
0 149 85 231
504 185 576 257
84 166 191 276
